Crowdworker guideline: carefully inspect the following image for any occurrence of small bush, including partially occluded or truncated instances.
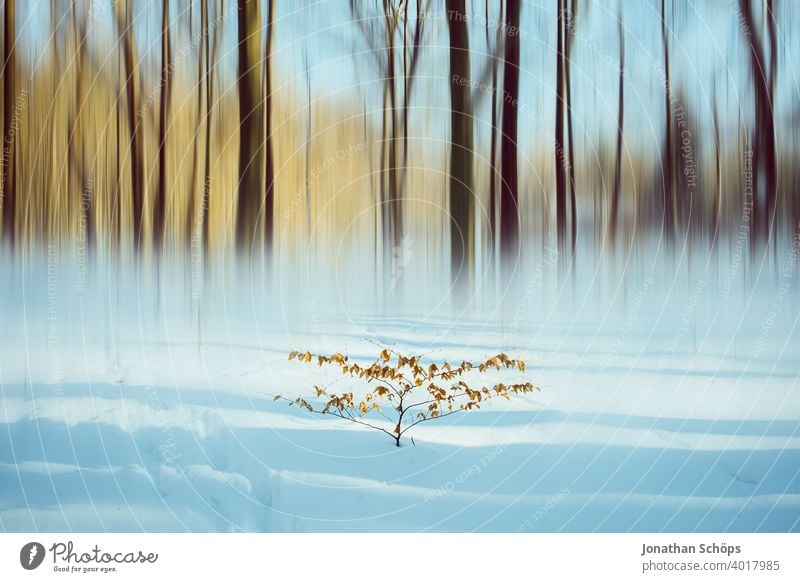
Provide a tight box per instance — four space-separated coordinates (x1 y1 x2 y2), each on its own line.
274 347 538 446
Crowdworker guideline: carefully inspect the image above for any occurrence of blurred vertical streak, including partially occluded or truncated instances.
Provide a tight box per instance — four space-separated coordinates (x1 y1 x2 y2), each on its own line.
661 0 675 246
70 1 92 251
565 0 577 262
2 0 16 246
348 0 395 279
304 49 311 246
187 0 207 250
766 0 778 261
738 0 777 259
396 0 426 225
446 0 474 295
402 0 408 193
235 0 265 257
486 0 500 281
711 85 721 253
555 0 567 268
384 1 400 252
155 0 172 257
610 11 624 246
203 0 222 264
263 0 275 256
115 0 145 255
499 0 520 277
48 0 60 245
115 51 121 253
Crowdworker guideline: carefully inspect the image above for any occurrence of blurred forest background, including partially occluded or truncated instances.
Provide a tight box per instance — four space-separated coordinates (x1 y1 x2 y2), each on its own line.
0 0 799 304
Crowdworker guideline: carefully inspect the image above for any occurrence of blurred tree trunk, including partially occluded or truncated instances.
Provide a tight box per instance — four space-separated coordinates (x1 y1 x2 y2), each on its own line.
738 0 777 254
565 0 577 259
374 6 393 277
711 88 721 252
304 51 311 241
398 1 422 195
204 0 222 260
500 0 520 272
763 0 778 248
349 1 427 282
2 0 16 245
486 0 500 272
661 0 675 245
115 0 145 254
187 0 206 249
610 14 624 243
115 53 122 250
235 0 265 255
767 0 777 258
263 0 275 254
155 0 172 255
384 2 400 250
555 0 567 262
48 0 61 244
70 1 92 250
402 0 409 190
446 0 474 293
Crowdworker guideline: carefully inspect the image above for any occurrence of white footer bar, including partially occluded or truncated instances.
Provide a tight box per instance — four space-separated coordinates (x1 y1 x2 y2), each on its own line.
1 533 797 581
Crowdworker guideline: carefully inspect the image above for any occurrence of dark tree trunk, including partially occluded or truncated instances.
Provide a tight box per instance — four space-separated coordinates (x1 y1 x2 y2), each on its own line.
155 0 171 255
711 88 721 251
115 0 144 254
49 0 60 244
71 2 92 251
555 0 567 261
397 0 426 201
187 0 206 250
661 0 675 245
385 6 400 250
738 0 777 254
764 0 778 249
486 0 499 270
446 0 474 293
263 0 275 255
380 76 391 265
374 2 400 267
235 0 265 255
610 15 624 243
203 0 222 262
499 0 520 271
565 0 577 259
2 0 16 246
402 0 409 179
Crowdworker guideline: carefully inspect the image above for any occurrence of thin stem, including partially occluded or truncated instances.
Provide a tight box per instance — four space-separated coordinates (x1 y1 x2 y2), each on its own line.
400 410 462 435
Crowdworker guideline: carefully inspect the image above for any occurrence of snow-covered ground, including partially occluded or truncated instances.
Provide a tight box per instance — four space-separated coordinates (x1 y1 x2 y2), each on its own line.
1 248 799 532
2 320 799 531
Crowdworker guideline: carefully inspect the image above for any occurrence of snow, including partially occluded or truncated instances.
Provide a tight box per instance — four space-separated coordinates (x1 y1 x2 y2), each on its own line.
1 249 799 532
